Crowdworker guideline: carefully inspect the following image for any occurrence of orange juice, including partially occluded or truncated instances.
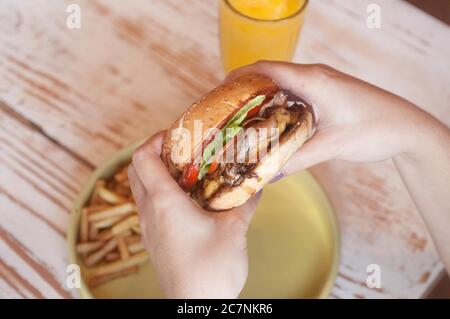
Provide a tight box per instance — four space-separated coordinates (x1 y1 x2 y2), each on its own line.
220 0 308 73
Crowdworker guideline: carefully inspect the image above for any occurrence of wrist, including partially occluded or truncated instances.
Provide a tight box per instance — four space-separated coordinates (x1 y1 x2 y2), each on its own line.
394 108 450 164
164 274 240 299
168 285 238 299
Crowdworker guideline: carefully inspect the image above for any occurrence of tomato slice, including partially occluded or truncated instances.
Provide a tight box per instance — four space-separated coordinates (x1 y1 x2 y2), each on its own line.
179 163 199 191
245 95 271 119
208 161 219 174
246 104 262 119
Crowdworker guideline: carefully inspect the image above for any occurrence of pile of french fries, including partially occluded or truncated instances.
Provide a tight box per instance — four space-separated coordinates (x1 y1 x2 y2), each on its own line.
76 164 149 288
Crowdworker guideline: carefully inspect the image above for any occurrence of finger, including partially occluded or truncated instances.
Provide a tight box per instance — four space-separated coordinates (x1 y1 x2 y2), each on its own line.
225 60 322 97
127 163 151 244
132 131 188 200
224 61 331 121
269 171 285 184
281 129 341 175
225 60 292 83
127 163 146 204
230 190 262 230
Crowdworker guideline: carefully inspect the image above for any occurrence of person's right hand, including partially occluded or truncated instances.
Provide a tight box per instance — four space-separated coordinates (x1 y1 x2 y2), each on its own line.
228 61 450 275
226 61 440 176
128 132 260 299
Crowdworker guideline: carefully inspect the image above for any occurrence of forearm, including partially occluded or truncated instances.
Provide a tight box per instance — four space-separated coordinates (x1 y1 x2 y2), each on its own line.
393 111 450 273
165 271 241 299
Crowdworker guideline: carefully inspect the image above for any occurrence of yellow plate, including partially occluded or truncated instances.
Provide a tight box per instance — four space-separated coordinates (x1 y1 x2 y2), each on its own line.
68 141 339 298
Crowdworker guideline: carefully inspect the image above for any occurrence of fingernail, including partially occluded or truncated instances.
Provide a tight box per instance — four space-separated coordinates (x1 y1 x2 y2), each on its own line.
269 171 285 184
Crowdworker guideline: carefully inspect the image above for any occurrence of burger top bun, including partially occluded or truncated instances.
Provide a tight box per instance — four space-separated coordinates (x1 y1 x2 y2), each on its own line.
161 74 279 179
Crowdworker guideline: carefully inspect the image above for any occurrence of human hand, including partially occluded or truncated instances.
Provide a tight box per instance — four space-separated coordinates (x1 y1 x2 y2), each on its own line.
226 61 438 176
128 132 260 299
228 61 450 275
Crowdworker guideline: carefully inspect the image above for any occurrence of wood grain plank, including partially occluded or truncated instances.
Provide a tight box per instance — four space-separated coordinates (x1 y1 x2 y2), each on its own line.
0 258 43 299
0 0 222 165
0 278 24 299
0 105 93 298
0 107 92 234
0 227 70 298
312 161 444 298
298 0 450 125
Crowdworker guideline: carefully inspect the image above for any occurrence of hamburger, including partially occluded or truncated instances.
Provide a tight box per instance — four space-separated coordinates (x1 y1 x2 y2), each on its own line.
161 74 314 211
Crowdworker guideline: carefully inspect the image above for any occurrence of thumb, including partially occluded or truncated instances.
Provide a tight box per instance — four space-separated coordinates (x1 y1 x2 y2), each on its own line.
282 129 340 175
229 190 262 230
132 131 187 200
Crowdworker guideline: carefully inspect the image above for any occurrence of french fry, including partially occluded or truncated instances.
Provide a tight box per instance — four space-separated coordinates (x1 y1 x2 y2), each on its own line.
124 235 141 245
76 241 103 254
89 251 149 278
91 215 123 229
97 228 112 241
89 202 136 222
98 228 132 241
117 236 130 260
89 224 99 241
97 186 128 204
113 183 131 197
111 215 139 236
82 204 110 214
80 209 89 243
105 251 121 262
128 242 145 254
89 180 106 205
87 265 138 288
131 225 141 235
84 238 118 266
77 163 146 286
114 166 129 183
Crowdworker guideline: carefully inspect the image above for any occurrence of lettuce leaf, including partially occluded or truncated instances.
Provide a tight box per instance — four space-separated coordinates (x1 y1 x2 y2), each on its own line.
224 95 266 128
198 95 266 179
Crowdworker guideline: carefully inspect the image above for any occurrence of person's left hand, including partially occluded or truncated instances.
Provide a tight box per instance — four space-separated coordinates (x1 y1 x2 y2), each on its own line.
128 131 260 299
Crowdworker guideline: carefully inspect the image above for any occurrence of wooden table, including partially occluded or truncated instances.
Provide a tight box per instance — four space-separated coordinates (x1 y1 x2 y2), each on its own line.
0 0 449 299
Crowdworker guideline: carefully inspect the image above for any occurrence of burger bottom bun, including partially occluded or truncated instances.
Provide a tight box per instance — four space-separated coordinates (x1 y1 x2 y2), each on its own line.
204 111 313 211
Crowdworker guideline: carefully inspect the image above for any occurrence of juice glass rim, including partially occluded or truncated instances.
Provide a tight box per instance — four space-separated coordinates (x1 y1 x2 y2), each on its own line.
223 0 308 23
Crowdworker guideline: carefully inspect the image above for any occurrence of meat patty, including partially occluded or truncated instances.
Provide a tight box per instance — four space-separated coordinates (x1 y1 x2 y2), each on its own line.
196 93 308 201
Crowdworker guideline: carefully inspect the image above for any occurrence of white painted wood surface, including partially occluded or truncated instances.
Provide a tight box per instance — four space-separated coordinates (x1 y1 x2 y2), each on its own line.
0 0 448 298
